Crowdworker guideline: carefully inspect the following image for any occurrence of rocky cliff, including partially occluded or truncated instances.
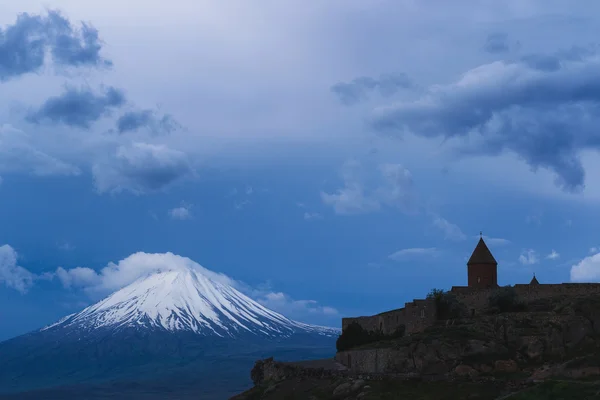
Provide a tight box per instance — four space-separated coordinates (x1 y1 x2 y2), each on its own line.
232 295 600 399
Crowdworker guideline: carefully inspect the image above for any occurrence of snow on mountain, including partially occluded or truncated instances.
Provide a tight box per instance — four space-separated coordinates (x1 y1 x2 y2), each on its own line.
42 268 339 338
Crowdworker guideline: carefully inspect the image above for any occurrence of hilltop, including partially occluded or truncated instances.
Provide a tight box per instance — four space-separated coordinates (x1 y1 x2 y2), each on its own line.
232 292 600 399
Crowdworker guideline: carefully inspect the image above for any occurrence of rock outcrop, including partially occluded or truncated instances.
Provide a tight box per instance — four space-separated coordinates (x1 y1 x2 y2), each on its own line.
234 296 600 399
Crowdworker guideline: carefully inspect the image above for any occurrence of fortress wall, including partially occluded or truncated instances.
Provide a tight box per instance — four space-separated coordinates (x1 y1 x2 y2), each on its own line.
514 283 600 302
403 298 437 334
342 307 407 335
342 284 600 337
451 286 495 314
342 298 436 335
452 284 600 314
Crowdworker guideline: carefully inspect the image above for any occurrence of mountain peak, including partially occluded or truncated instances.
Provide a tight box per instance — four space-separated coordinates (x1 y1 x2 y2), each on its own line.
43 268 339 338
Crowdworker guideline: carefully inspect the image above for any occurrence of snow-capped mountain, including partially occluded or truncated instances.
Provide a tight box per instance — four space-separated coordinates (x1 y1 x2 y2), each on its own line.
42 268 338 338
0 267 339 399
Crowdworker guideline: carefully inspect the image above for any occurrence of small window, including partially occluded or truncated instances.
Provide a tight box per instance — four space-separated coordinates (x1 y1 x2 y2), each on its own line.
420 309 425 318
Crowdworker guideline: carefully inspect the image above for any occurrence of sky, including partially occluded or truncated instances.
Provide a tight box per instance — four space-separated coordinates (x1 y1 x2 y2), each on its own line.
3 0 600 341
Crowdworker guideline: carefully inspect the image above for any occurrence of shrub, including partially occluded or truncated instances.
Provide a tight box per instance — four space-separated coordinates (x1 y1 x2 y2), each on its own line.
336 322 405 352
427 289 467 319
488 286 527 313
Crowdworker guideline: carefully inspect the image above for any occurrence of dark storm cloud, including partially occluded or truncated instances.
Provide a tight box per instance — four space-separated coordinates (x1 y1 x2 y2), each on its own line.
92 143 194 194
116 110 179 135
0 10 111 82
0 13 47 81
45 10 112 68
331 73 414 105
26 86 126 129
371 46 600 192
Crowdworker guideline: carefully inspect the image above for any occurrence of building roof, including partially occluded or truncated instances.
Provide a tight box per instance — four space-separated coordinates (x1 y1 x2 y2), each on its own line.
530 275 539 285
467 237 498 265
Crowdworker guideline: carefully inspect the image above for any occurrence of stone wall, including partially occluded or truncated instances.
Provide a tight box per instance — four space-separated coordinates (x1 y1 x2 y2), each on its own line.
342 298 436 336
343 283 600 338
335 348 400 374
513 283 600 302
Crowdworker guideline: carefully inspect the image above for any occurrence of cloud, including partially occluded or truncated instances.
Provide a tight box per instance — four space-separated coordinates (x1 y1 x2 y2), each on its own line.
483 33 510 54
0 13 46 81
321 160 415 215
303 211 323 220
371 45 600 192
54 252 339 318
45 10 112 68
519 249 539 265
590 247 599 254
432 216 466 241
168 205 192 220
256 291 339 318
0 244 35 293
55 252 237 293
388 247 438 261
331 73 413 105
26 85 126 129
475 235 511 246
55 266 101 289
92 142 193 194
526 211 543 225
571 252 600 282
116 110 179 135
546 250 560 260
0 124 80 176
0 10 111 81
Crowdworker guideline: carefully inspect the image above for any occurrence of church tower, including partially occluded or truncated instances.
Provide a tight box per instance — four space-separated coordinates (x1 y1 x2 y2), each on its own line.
467 236 498 288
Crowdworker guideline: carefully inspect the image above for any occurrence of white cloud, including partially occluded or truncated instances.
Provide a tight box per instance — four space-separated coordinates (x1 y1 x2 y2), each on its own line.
474 235 511 246
388 247 438 261
0 245 35 293
321 160 415 215
571 253 600 282
432 216 466 241
303 211 323 220
546 250 560 260
53 252 339 318
168 205 192 220
55 252 237 294
590 247 599 254
519 249 539 265
55 266 101 289
256 291 339 318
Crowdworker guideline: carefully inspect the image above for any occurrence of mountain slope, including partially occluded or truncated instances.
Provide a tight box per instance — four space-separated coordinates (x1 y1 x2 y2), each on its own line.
41 269 337 338
0 268 339 399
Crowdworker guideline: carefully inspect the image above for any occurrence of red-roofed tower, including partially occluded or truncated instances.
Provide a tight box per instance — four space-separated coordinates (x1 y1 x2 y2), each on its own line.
467 235 498 288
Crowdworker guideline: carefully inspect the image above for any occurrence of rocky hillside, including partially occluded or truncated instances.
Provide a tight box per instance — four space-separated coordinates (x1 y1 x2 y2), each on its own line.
232 294 600 399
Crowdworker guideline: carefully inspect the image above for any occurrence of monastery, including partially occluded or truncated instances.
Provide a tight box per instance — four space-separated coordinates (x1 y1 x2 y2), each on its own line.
342 236 600 336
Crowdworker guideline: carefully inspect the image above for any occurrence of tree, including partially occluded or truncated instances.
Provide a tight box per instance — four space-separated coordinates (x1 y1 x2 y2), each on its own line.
488 286 526 313
336 322 405 352
427 289 466 319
